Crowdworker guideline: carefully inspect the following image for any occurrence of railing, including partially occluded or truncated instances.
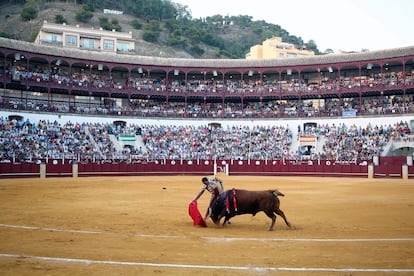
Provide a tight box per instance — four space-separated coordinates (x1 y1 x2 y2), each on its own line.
39 40 63 47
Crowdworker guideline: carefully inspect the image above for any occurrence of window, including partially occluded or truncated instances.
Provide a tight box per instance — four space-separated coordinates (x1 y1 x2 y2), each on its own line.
66 35 77 46
103 39 114 50
82 39 95 49
47 34 62 43
116 42 129 52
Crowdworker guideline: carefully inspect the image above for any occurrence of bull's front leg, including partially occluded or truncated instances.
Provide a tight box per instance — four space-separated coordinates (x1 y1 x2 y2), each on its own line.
222 215 230 226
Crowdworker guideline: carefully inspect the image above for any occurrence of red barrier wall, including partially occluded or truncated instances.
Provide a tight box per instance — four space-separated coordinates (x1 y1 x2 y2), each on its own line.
0 157 412 179
46 161 72 177
77 160 214 177
0 162 40 178
225 160 368 177
374 165 402 178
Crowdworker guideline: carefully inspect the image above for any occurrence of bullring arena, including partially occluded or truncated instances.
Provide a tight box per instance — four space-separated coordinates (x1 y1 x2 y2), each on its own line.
2 28 414 275
0 175 414 275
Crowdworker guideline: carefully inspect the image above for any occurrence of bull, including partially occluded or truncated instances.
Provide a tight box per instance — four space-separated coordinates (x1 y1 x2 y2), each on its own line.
210 188 291 231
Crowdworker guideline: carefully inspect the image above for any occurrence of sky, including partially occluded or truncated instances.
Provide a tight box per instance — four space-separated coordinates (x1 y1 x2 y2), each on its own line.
174 0 414 53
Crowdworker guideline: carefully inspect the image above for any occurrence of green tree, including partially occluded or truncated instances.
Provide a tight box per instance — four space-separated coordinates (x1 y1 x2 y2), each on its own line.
142 20 161 42
168 31 186 47
21 2 37 21
99 17 111 30
131 19 142 30
55 14 67 24
110 19 122 31
143 31 159 42
75 4 93 23
29 31 38 42
164 18 178 33
305 39 320 55
190 45 204 56
145 20 161 32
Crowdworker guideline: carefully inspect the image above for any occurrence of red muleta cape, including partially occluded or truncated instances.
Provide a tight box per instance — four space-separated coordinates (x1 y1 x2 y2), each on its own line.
188 200 207 227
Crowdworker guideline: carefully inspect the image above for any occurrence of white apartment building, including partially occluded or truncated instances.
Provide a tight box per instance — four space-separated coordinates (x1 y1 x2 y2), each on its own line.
35 21 135 53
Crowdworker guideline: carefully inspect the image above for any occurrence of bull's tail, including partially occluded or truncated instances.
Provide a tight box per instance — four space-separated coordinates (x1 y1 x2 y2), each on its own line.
272 189 284 197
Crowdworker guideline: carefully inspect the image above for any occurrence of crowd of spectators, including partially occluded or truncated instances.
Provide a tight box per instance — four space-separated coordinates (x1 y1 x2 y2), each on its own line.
0 116 411 164
1 62 413 164
140 124 292 160
1 62 413 119
304 121 412 161
1 91 413 119
4 62 413 94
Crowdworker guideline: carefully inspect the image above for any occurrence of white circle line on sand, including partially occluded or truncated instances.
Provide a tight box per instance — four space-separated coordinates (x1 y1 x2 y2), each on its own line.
205 237 414 242
1 223 414 242
0 253 414 273
0 253 413 273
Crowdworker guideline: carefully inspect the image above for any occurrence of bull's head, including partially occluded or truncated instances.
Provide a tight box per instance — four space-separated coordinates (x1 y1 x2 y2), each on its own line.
210 209 224 225
210 193 227 224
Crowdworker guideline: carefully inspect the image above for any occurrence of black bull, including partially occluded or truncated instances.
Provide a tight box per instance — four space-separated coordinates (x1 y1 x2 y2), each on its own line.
210 189 291 231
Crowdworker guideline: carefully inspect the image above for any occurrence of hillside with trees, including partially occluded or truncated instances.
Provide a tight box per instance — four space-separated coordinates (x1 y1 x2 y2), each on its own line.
0 0 323 59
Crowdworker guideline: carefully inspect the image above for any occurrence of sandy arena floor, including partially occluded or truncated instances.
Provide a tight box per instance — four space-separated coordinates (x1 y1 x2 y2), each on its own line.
0 175 414 275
